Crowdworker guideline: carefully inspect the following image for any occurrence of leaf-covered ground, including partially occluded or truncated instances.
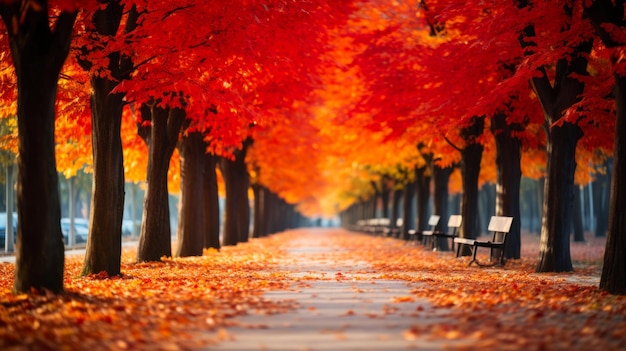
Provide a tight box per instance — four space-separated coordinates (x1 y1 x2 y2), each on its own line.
0 229 624 350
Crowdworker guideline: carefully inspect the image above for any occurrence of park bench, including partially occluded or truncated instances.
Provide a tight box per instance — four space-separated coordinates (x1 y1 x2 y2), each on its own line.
383 217 403 238
356 218 390 235
407 215 440 245
429 215 462 250
453 215 513 267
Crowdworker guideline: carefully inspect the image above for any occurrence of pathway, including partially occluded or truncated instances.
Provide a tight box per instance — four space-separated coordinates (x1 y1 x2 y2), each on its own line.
208 229 457 351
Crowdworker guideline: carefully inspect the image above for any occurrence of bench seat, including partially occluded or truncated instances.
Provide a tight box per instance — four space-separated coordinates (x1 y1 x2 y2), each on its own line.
454 216 513 267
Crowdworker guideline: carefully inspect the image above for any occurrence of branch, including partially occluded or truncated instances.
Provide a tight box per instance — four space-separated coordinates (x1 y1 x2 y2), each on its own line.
161 4 195 21
530 66 555 114
442 133 462 152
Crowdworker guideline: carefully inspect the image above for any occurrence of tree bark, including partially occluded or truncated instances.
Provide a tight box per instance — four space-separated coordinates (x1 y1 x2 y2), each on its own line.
251 183 264 238
175 132 205 257
381 177 390 218
414 165 431 242
136 104 185 262
458 116 484 246
220 156 241 246
390 188 402 234
599 71 626 294
402 179 416 240
82 0 137 276
0 3 77 293
572 186 585 242
536 123 581 272
432 164 453 251
491 113 522 259
531 50 591 272
592 162 611 237
203 153 221 249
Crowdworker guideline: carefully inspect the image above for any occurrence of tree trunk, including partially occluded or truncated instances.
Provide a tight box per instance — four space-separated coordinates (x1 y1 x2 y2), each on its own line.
203 153 221 249
175 132 205 257
491 113 522 259
251 183 264 238
600 72 626 294
390 188 402 234
572 185 585 242
536 123 581 272
432 164 452 251
402 179 416 240
459 117 484 245
83 72 125 276
136 104 185 262
236 148 251 243
220 157 240 246
415 165 431 235
0 4 77 293
381 180 390 218
82 0 136 276
5 163 15 252
592 162 611 237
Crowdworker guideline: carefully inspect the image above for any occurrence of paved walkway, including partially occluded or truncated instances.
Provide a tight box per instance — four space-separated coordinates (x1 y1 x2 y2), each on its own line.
208 230 456 351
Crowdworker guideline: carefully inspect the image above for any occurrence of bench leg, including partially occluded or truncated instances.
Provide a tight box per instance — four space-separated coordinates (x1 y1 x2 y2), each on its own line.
468 244 478 266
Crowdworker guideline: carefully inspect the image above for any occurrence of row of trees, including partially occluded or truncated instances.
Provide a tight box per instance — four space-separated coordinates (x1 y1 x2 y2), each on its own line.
0 0 624 296
0 0 353 294
329 0 625 294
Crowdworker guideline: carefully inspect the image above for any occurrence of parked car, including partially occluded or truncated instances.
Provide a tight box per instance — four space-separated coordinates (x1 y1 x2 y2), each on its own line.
61 218 89 244
0 212 17 247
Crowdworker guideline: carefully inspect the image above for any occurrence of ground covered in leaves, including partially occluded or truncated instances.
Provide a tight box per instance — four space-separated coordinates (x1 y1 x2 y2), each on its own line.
0 229 624 350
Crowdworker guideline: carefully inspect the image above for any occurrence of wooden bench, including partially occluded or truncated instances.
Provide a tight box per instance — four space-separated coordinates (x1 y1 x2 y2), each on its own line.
454 216 513 266
430 215 462 250
383 217 403 238
357 218 390 235
407 215 440 245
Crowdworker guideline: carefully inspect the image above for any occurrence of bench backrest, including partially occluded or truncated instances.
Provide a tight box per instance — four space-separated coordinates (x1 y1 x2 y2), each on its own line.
447 215 462 235
448 215 462 228
428 215 440 227
487 216 514 244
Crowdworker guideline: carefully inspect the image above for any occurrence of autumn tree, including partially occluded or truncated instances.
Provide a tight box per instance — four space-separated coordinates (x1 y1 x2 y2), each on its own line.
517 0 594 272
584 0 626 294
0 0 77 293
78 0 138 276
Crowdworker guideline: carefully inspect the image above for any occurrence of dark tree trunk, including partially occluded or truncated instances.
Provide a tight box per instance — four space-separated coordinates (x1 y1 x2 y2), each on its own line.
390 188 402 233
584 0 626 293
370 181 380 218
572 185 585 242
600 71 626 294
82 1 130 276
83 76 125 274
491 113 523 259
536 123 581 272
175 132 205 257
532 50 590 272
381 179 390 218
220 152 247 245
517 1 591 273
432 164 453 251
402 179 416 240
136 104 185 262
252 183 264 238
236 149 251 243
203 153 220 249
458 116 484 245
265 190 277 235
534 178 545 234
415 166 431 234
592 162 611 237
0 4 77 293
